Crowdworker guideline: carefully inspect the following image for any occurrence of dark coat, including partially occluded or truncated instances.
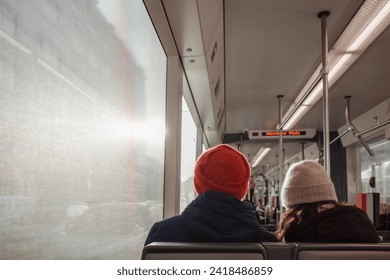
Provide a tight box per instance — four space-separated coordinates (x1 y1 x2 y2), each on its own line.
284 205 380 243
144 191 276 245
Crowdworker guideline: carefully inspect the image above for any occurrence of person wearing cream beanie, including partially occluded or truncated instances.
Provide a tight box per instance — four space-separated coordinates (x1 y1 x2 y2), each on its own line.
276 160 380 243
281 160 337 208
145 144 276 245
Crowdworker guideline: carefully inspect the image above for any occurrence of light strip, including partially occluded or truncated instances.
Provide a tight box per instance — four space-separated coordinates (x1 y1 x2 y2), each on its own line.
284 53 351 130
0 29 33 55
347 1 390 52
281 0 390 130
328 54 353 82
283 105 310 130
251 147 271 168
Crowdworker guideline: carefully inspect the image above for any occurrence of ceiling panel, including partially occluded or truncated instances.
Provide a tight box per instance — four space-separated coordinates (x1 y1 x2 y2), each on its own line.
224 0 365 133
154 0 389 173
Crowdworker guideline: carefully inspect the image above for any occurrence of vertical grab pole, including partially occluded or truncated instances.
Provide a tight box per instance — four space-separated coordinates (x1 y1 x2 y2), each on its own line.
277 95 284 219
318 11 331 174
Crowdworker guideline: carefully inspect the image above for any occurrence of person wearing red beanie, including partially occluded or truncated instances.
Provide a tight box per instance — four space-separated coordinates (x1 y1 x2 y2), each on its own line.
145 144 276 245
194 144 250 200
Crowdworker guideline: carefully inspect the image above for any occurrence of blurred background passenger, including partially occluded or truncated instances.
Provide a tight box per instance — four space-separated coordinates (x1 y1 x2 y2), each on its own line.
255 198 266 223
145 144 276 245
276 160 380 243
264 204 275 224
379 202 390 230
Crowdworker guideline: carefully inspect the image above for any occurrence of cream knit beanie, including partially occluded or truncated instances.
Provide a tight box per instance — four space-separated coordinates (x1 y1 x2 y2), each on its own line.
281 160 338 208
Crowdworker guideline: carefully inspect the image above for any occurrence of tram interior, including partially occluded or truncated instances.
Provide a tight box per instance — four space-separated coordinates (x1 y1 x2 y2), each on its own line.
0 0 389 259
151 0 390 238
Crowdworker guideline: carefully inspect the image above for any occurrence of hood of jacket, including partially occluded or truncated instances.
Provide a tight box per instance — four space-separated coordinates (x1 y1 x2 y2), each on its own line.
180 191 275 242
285 205 380 242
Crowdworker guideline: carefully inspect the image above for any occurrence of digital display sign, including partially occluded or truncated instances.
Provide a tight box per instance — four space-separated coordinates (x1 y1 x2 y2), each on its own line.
248 129 315 140
261 131 307 137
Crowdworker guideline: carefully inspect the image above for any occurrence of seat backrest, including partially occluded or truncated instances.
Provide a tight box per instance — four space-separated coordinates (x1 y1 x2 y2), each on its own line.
141 242 267 260
293 243 390 260
261 242 295 260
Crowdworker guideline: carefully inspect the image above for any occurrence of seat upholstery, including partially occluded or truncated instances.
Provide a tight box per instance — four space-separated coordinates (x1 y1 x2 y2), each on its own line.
141 242 390 260
141 242 267 260
261 242 296 260
293 243 390 260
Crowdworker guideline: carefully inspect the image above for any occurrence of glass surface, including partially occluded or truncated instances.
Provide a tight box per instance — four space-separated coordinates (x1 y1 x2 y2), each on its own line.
180 96 197 212
0 0 166 259
360 138 390 203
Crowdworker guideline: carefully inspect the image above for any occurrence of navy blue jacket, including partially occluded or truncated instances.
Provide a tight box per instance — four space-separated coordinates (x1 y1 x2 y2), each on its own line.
144 191 276 245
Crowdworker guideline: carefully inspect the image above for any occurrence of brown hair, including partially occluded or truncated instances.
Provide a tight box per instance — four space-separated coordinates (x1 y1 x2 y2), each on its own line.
275 201 346 241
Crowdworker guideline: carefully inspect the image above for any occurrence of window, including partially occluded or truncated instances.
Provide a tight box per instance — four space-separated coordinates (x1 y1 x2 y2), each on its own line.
180 96 197 212
360 138 390 204
0 0 166 259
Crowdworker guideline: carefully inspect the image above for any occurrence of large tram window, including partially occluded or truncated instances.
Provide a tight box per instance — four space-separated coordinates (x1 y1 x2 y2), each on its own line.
360 138 390 204
180 96 197 212
0 0 166 259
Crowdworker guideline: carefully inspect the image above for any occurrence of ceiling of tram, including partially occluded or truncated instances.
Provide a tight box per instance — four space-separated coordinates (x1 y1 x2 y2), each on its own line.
152 0 390 175
224 0 390 172
225 0 364 132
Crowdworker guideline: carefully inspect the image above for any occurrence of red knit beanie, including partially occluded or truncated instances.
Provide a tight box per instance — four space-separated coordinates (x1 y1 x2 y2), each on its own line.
194 144 250 200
